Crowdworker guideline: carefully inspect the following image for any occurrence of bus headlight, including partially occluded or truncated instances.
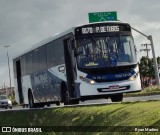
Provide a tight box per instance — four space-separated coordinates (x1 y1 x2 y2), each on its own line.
129 76 135 81
79 76 95 85
90 80 95 85
129 73 138 81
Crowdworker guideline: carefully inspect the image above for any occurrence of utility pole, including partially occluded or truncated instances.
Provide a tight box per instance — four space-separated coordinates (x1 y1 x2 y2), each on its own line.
3 45 12 96
140 43 151 58
131 27 160 85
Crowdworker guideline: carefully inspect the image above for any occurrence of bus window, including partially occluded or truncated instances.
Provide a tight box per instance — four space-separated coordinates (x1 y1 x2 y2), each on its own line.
38 46 47 70
46 41 55 68
26 53 33 75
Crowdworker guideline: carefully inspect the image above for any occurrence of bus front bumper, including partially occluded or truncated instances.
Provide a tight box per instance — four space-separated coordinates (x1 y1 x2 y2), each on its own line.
79 77 141 97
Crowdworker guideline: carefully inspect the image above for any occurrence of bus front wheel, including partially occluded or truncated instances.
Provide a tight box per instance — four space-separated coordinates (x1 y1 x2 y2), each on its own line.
64 90 70 105
62 84 79 105
70 99 79 105
56 102 60 106
110 94 123 102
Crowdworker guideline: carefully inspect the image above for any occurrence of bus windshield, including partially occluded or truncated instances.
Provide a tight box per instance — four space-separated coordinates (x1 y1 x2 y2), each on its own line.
76 35 137 68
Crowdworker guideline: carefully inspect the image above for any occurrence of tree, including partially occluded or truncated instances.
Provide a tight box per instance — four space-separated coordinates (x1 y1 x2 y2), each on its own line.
139 56 155 87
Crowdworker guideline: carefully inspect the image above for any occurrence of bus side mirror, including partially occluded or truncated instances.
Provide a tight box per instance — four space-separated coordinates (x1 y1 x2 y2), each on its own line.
70 39 78 57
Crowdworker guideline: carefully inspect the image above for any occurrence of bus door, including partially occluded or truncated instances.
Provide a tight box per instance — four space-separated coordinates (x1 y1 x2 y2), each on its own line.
64 37 79 99
16 60 24 104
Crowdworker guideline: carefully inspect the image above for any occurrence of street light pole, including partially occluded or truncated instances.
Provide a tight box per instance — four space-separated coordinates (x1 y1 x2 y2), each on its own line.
147 36 160 85
131 27 160 85
3 45 12 96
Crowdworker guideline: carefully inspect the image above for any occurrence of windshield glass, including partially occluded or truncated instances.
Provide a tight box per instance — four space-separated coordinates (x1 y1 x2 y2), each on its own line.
76 36 137 68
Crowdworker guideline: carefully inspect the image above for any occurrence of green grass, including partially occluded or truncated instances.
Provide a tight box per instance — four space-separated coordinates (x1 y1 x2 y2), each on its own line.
0 101 160 135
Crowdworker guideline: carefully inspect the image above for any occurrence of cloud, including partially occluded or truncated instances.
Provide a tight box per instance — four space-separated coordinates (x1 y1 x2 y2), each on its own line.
127 0 160 22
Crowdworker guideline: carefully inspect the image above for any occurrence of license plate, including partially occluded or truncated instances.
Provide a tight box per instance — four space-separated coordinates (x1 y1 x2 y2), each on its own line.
109 85 119 90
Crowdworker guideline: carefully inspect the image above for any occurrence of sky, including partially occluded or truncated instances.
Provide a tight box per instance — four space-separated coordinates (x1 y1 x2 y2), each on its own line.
0 0 160 87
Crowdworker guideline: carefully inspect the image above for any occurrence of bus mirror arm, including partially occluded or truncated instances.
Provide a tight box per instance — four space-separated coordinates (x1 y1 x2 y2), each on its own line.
71 39 75 50
134 44 137 54
70 39 78 57
74 50 78 57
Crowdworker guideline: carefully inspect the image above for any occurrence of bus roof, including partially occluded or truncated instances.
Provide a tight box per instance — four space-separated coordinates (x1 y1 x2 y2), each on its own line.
13 27 75 59
13 21 129 59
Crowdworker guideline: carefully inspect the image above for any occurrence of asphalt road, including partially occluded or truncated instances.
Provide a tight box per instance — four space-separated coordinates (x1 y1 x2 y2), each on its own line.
0 94 160 111
79 94 160 105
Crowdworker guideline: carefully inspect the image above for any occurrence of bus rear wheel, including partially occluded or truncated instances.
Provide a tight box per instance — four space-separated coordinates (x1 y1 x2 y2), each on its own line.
110 94 123 102
56 102 60 106
36 103 44 108
28 92 35 108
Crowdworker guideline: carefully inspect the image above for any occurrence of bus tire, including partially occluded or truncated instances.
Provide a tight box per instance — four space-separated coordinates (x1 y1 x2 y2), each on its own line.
110 94 123 102
47 104 50 107
37 103 44 108
28 92 36 108
61 83 70 105
71 99 79 105
56 102 60 106
64 90 70 105
22 104 26 108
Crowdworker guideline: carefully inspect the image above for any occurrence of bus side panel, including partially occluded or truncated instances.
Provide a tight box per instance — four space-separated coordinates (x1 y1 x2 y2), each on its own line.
46 69 62 101
30 69 62 103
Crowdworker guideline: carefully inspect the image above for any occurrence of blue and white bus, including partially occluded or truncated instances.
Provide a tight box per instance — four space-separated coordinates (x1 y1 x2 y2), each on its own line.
13 22 141 108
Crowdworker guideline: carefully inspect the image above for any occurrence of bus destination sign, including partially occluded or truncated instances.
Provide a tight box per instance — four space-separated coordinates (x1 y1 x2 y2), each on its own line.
82 25 119 34
75 23 131 36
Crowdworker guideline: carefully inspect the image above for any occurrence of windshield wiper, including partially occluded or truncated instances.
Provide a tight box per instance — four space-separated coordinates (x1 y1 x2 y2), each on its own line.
91 35 103 51
105 39 111 60
114 40 119 59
